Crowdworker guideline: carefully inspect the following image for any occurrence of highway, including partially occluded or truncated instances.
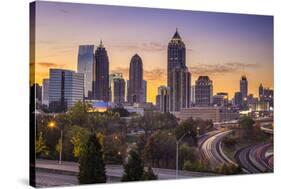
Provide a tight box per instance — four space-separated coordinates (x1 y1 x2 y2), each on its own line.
199 130 235 168
34 159 218 187
35 171 78 187
235 142 273 173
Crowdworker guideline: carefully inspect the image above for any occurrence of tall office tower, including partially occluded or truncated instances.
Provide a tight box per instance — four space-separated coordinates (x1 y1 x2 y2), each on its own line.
42 79 49 106
127 54 145 104
195 76 213 107
77 45 95 99
93 41 109 102
109 73 122 102
167 29 191 112
234 91 243 106
110 73 125 105
157 86 169 112
49 69 84 112
259 83 264 99
142 80 147 103
191 85 195 105
259 83 273 108
170 66 191 111
240 75 248 100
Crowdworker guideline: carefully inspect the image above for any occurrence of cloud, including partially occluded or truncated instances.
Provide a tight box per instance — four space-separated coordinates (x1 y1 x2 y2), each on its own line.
190 62 259 75
144 69 166 81
140 42 165 52
111 67 129 78
36 62 64 68
112 42 166 52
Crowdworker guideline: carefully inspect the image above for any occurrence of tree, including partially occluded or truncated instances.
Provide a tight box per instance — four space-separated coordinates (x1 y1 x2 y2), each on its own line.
183 160 210 172
179 144 199 169
67 101 90 128
122 150 144 181
216 163 243 175
36 132 49 157
67 126 90 158
109 107 130 117
142 166 158 180
78 133 106 184
144 131 176 168
239 116 255 140
176 118 198 147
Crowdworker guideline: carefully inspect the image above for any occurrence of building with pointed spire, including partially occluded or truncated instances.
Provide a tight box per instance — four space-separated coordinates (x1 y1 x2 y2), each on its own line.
127 54 146 104
167 29 191 112
93 40 110 102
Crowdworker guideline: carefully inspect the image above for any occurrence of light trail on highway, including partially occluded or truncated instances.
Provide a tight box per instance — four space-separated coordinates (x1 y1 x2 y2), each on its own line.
199 130 235 168
235 142 273 173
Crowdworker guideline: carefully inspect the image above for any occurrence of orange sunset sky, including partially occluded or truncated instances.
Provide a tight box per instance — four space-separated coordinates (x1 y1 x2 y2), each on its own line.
32 2 273 103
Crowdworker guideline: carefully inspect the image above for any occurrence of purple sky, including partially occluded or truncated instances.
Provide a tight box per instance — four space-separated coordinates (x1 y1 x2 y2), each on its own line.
34 1 274 102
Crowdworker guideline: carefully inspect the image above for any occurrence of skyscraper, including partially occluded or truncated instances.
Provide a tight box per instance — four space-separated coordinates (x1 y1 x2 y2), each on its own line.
259 83 264 99
234 92 243 106
167 29 191 112
195 76 213 107
259 83 273 108
49 69 84 112
240 75 248 100
191 85 195 106
110 73 125 105
157 86 169 112
170 66 191 111
127 54 146 104
142 80 147 103
93 41 109 102
77 45 95 99
42 79 49 106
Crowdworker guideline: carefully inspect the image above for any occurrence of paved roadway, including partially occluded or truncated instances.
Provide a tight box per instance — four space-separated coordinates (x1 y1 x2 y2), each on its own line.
34 159 218 187
35 171 78 187
199 130 235 168
235 142 273 173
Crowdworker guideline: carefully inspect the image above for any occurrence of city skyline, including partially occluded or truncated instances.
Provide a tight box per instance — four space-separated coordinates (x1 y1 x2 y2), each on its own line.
33 1 273 103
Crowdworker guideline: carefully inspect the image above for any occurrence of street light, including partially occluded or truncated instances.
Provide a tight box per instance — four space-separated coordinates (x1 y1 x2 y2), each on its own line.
48 120 63 165
176 131 190 179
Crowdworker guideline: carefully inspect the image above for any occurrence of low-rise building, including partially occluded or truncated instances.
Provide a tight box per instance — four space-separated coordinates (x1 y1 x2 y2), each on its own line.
178 107 239 122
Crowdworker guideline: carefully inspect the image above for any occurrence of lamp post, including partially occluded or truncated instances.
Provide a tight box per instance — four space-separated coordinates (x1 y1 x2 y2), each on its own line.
176 131 190 179
48 121 63 165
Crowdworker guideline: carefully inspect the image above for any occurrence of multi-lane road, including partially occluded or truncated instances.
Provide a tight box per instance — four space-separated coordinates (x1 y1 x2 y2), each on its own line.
199 130 236 168
235 142 273 173
34 159 217 187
